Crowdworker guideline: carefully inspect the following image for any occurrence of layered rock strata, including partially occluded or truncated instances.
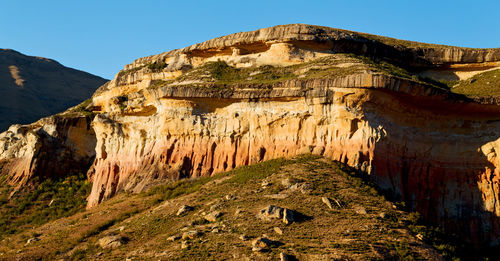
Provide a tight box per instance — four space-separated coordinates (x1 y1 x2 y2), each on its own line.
0 116 95 192
1 24 500 245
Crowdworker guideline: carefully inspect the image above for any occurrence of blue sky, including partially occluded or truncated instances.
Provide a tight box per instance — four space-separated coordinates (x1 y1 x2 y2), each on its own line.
1 0 499 79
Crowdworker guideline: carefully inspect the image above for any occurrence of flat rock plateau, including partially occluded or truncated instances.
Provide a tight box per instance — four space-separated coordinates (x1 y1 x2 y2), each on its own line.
1 24 500 260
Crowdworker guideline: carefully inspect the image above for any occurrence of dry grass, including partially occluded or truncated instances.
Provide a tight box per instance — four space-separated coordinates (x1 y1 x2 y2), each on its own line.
451 69 500 97
0 155 450 260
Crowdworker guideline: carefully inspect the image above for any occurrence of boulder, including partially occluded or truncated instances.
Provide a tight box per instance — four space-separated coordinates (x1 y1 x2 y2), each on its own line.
204 211 222 222
273 227 283 235
181 230 199 240
258 205 295 225
283 209 294 225
252 246 263 252
322 197 333 209
252 237 273 248
167 235 180 241
354 205 367 215
97 235 123 249
176 205 194 216
25 237 40 245
258 205 284 220
280 252 290 261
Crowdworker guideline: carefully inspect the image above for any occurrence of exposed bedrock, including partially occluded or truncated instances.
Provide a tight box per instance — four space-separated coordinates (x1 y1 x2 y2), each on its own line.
1 24 500 246
86 80 500 246
0 116 96 191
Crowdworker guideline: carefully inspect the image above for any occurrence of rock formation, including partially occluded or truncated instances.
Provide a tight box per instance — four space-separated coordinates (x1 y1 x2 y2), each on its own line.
0 49 107 131
1 24 500 246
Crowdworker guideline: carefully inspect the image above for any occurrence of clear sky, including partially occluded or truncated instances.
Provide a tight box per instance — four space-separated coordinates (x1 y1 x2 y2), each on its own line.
1 0 499 79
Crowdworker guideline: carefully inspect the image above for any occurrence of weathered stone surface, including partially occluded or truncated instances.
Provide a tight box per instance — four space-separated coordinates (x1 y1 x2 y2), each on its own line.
354 205 367 215
252 237 273 248
25 237 40 246
181 230 199 240
167 235 180 241
273 227 283 235
322 197 334 209
258 205 284 221
280 252 289 261
204 211 222 222
251 246 263 252
176 205 194 216
0 116 95 193
282 209 294 225
97 235 123 249
2 24 500 247
258 205 295 225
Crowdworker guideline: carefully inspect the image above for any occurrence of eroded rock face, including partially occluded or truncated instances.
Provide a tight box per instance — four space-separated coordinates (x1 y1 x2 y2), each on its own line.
0 115 96 192
1 24 500 246
87 80 500 245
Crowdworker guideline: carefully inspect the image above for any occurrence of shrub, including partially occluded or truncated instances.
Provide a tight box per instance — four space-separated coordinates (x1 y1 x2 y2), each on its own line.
147 61 168 72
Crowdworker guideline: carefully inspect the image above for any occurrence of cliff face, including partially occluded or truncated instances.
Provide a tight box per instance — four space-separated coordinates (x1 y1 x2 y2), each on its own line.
0 116 95 192
0 49 107 131
1 24 500 246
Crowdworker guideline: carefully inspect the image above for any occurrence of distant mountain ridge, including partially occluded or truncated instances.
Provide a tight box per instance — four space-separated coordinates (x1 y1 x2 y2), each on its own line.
0 49 107 131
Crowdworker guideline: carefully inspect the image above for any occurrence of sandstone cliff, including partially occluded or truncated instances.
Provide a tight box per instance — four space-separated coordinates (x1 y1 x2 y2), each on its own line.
0 49 107 131
1 24 500 246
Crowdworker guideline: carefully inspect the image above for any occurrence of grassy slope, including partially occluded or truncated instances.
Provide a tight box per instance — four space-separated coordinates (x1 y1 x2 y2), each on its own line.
0 173 90 240
451 69 500 97
3 155 491 260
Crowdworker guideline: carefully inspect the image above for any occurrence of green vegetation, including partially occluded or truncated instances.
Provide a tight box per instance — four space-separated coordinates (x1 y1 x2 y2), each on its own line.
0 173 91 239
77 209 139 243
144 176 213 203
69 243 100 261
149 55 452 93
147 61 168 72
117 65 145 78
2 154 496 260
174 60 296 87
451 69 500 97
144 157 292 203
71 98 94 116
225 157 290 184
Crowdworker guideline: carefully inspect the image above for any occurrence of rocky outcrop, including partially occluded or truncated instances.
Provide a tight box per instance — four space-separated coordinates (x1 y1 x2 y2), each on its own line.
124 24 500 71
0 115 96 192
1 24 500 246
85 78 500 245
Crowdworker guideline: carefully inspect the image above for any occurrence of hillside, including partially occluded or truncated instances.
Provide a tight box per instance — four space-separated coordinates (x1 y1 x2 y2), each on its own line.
0 155 457 260
0 49 107 131
0 24 500 258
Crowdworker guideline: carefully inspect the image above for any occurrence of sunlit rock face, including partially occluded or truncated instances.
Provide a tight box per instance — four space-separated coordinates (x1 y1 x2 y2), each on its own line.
2 24 500 246
0 116 96 190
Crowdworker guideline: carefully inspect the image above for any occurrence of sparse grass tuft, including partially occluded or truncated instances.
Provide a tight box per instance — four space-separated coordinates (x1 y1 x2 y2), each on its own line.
71 98 94 116
145 176 213 202
226 157 290 184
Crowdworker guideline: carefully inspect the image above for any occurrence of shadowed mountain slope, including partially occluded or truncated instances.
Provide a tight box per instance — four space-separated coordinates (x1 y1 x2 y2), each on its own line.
0 49 107 131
